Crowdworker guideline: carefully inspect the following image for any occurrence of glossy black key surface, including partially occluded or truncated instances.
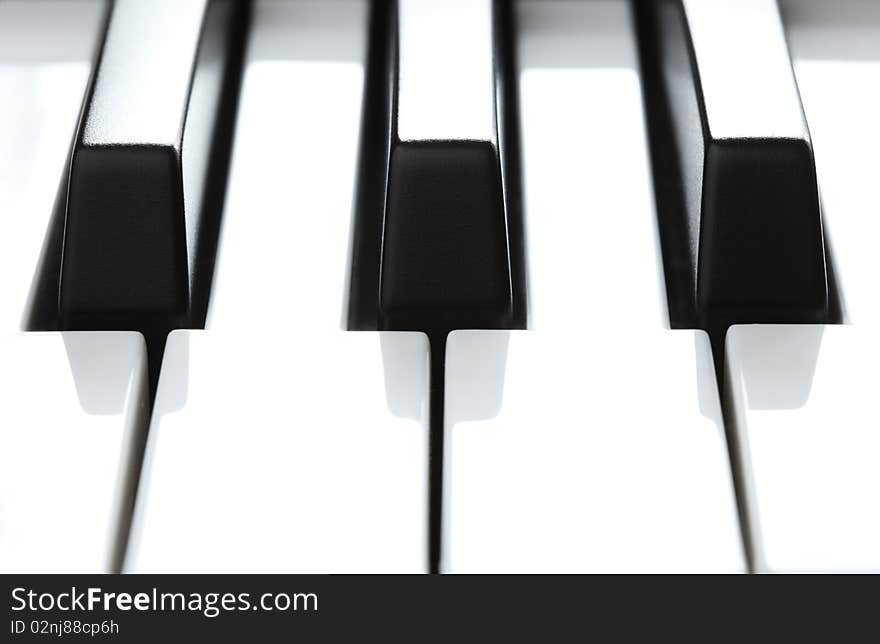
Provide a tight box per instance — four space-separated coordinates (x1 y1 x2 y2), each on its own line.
636 0 832 330
59 0 249 332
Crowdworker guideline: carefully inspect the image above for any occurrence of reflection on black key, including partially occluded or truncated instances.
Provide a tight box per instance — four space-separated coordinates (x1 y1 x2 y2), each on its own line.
636 0 832 330
59 0 249 332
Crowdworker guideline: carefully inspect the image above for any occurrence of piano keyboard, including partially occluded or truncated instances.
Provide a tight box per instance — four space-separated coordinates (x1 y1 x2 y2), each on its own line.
1 0 878 574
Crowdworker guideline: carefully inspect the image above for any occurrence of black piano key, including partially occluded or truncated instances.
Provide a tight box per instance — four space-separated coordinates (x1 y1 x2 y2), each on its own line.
59 0 249 332
636 0 832 330
347 0 526 334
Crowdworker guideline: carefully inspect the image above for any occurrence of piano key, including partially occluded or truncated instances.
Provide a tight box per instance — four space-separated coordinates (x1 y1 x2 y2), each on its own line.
515 0 668 330
58 0 248 332
725 325 880 572
636 0 829 328
445 329 744 572
127 0 429 572
0 0 105 331
442 0 743 573
206 1 365 331
128 329 429 572
348 0 526 331
782 0 880 325
0 332 148 572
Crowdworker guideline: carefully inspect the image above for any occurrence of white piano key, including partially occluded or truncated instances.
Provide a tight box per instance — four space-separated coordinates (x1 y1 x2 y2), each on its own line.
128 329 429 572
0 0 105 331
682 0 808 140
515 0 667 330
726 325 880 572
0 332 148 572
396 0 495 143
442 0 743 573
782 0 880 325
206 0 367 330
127 1 429 572
445 329 743 572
